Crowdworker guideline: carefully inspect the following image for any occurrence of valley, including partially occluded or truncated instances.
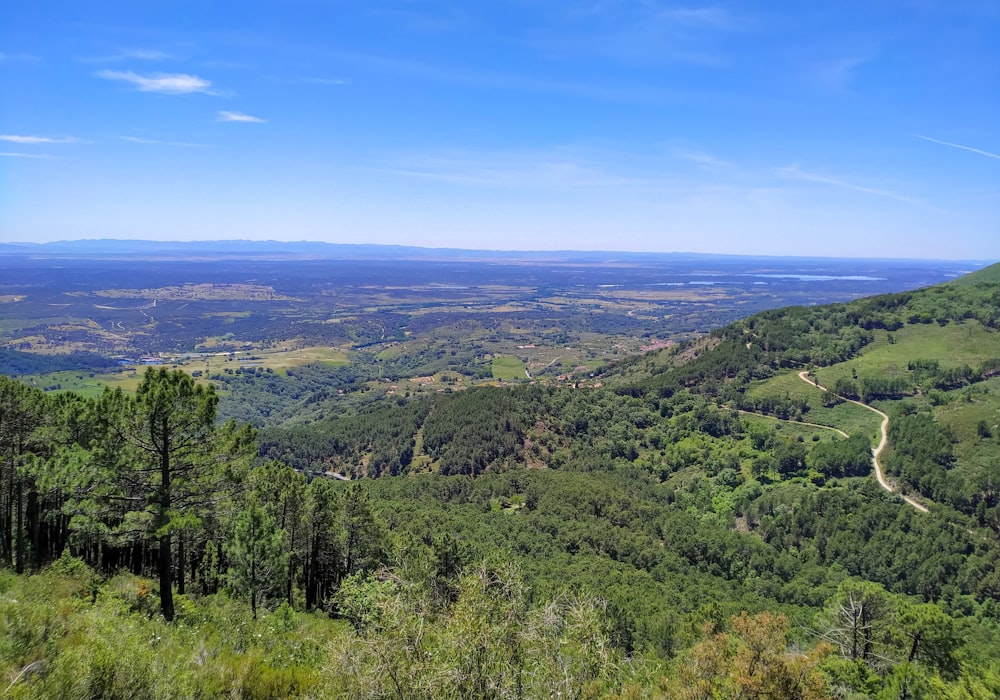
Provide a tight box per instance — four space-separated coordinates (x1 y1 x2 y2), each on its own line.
1 245 999 698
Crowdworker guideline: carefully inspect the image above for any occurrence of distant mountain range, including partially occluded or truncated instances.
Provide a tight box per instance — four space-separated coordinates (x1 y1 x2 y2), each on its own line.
1 238 990 265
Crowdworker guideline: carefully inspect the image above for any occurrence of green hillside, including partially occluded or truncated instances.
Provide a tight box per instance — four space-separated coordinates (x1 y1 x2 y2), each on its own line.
948 260 1000 287
2 265 1000 698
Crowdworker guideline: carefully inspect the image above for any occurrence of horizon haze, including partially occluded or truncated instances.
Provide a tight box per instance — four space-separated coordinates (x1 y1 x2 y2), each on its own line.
1 1 998 259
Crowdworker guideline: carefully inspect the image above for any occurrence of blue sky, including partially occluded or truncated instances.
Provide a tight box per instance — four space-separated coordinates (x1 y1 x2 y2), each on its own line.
1 1 997 258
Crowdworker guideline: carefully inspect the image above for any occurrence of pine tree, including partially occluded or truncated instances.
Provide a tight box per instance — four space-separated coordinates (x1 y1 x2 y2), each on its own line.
93 368 255 620
227 497 288 619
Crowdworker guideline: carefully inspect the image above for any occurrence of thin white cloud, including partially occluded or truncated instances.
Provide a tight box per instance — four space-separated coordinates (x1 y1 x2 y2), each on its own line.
0 134 83 144
0 51 39 62
775 164 925 207
120 49 171 60
216 111 265 123
300 77 351 85
0 152 57 159
543 2 745 67
121 136 211 148
655 7 736 29
322 48 685 104
83 49 172 63
812 55 870 92
385 148 675 190
916 135 1000 160
672 149 737 171
97 70 216 95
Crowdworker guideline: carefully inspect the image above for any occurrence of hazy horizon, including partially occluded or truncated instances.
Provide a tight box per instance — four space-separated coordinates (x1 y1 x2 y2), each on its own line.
1 237 994 265
2 2 998 259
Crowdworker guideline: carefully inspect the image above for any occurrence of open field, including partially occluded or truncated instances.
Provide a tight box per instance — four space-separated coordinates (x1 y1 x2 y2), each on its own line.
491 355 528 381
738 412 844 443
932 376 1000 484
746 370 883 443
812 321 1000 390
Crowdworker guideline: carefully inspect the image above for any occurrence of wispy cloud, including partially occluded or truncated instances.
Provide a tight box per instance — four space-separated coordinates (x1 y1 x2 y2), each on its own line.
126 49 171 60
916 135 1000 160
0 152 57 159
83 49 172 63
672 149 737 172
384 148 674 190
299 77 351 85
216 111 265 123
317 48 686 104
569 3 740 30
775 164 926 207
0 134 84 144
97 70 216 95
811 55 870 92
541 2 745 67
0 51 39 62
655 7 737 30
121 136 211 148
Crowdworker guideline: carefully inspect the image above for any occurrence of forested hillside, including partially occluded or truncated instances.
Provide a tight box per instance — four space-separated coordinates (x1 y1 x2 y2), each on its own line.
1 266 1000 698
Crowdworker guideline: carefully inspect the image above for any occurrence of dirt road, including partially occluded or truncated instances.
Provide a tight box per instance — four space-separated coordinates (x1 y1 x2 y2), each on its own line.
797 371 929 513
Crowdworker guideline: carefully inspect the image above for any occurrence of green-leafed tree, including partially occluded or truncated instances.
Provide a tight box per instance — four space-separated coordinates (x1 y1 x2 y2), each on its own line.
0 376 47 572
247 462 308 606
91 368 256 620
227 497 289 619
304 478 340 610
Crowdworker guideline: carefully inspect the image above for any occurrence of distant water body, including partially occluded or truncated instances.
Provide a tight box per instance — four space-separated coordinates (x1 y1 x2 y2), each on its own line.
751 274 887 281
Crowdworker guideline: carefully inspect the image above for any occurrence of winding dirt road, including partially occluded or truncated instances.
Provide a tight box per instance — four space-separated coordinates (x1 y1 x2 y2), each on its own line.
797 371 929 513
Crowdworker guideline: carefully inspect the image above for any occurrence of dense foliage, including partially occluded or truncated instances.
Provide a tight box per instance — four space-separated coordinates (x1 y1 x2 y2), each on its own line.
2 264 1000 697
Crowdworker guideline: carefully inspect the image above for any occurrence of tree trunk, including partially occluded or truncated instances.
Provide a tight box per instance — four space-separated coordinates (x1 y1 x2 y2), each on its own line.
159 533 175 621
3 466 13 566
157 422 174 621
14 477 23 574
26 488 39 570
177 532 185 595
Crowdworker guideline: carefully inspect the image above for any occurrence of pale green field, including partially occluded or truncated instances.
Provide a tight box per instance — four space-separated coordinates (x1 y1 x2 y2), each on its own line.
23 345 352 397
932 377 1000 483
492 355 527 381
747 370 882 444
814 321 1000 390
21 370 143 398
739 412 843 443
749 321 1000 487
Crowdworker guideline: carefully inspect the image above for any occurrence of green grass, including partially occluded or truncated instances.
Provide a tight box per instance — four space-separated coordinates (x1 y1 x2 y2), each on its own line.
813 321 999 391
22 345 352 398
491 355 527 381
747 370 883 444
20 370 144 398
931 377 1000 484
948 261 1000 287
749 320 1000 447
739 413 843 442
753 320 1000 502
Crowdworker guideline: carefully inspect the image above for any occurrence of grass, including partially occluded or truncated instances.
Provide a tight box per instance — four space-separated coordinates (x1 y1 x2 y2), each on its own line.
264 346 350 369
20 370 144 398
739 413 843 443
751 320 1000 504
750 319 1000 447
24 345 352 398
813 321 1000 390
948 261 1000 286
931 377 1000 484
492 355 527 381
747 370 883 444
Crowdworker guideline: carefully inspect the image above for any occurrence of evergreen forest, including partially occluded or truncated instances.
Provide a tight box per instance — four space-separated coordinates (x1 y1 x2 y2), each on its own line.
2 263 1000 699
